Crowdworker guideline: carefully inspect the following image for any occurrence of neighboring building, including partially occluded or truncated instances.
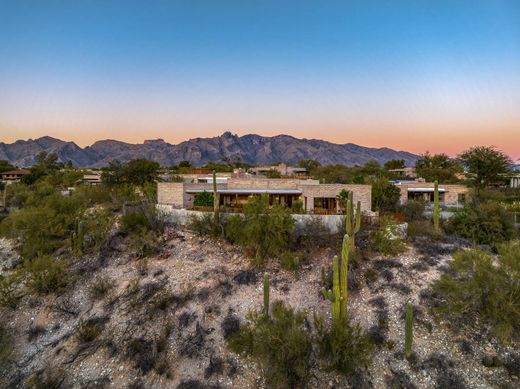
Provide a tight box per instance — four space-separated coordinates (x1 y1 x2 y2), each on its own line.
395 182 469 206
157 178 371 214
250 163 308 177
0 169 30 182
510 173 520 189
82 173 102 185
388 167 418 179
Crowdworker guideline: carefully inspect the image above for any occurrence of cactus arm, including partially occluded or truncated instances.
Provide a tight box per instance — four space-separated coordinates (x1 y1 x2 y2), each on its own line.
331 255 341 324
263 272 270 319
405 301 413 358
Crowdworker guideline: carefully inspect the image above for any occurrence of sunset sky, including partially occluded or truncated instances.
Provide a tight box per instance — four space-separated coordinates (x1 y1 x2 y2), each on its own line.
1 1 519 159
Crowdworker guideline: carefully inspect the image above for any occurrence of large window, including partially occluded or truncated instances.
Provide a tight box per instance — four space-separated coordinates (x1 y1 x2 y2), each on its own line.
314 197 337 211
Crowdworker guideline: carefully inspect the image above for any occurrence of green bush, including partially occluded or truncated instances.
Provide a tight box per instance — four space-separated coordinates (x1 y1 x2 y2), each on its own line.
400 200 426 222
186 213 220 237
128 228 160 258
225 195 294 266
0 273 23 308
372 216 407 255
24 256 69 294
445 202 517 245
228 300 312 388
279 251 304 272
193 191 214 207
432 242 520 343
82 207 114 253
407 220 438 239
371 179 401 212
314 315 374 375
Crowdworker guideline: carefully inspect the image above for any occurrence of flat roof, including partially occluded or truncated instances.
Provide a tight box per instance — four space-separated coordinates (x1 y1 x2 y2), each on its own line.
186 189 302 195
407 188 446 192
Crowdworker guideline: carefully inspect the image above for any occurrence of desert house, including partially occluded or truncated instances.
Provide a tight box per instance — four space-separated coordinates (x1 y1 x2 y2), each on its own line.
0 169 30 182
394 181 469 206
157 177 371 214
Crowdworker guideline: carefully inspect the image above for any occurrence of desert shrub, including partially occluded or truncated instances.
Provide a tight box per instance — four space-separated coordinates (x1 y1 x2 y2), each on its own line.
371 179 401 212
26 366 65 389
294 216 339 250
407 220 438 239
193 191 214 207
372 216 407 256
279 251 304 271
121 210 150 233
77 318 106 343
445 202 516 245
187 213 220 237
432 242 520 342
400 200 426 221
0 272 23 308
0 323 14 369
88 275 115 301
128 229 160 258
126 338 157 374
221 310 241 339
228 300 312 388
224 195 294 266
314 315 374 375
82 207 114 253
0 184 87 259
24 255 69 294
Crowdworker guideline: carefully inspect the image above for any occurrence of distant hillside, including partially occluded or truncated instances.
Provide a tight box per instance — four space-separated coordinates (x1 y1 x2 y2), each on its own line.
0 132 419 168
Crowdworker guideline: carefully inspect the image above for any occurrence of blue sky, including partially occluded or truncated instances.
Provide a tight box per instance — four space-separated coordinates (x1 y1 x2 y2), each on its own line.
0 1 519 157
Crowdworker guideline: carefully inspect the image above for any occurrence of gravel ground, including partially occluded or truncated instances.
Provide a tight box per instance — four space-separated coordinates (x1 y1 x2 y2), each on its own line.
0 228 518 388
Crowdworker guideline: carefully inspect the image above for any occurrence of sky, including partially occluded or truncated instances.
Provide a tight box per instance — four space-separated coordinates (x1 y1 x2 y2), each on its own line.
0 1 519 159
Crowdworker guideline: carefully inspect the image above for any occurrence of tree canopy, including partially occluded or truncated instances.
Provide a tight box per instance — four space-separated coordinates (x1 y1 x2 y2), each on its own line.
457 146 512 189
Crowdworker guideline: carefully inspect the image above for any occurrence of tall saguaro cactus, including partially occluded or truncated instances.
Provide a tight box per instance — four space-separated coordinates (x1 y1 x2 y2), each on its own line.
405 301 413 358
433 181 440 233
345 191 361 246
212 170 220 223
322 234 351 325
71 217 85 255
263 272 270 319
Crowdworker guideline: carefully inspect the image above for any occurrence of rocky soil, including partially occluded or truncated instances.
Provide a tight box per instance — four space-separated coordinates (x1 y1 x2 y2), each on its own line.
0 228 518 388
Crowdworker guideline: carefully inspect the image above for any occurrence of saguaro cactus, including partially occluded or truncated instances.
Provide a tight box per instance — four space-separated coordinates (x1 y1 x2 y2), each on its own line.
263 272 270 319
433 180 440 233
405 301 413 358
345 191 361 246
71 217 85 255
322 234 351 325
212 170 220 223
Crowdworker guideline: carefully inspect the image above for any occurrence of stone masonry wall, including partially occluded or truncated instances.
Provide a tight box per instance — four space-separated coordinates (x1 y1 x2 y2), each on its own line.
301 184 372 212
397 182 469 205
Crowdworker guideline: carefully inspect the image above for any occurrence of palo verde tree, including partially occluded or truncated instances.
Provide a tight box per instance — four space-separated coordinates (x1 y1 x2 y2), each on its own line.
415 152 462 183
458 146 513 193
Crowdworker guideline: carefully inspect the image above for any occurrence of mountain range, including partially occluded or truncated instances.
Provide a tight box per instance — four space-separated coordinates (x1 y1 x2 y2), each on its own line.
0 132 419 168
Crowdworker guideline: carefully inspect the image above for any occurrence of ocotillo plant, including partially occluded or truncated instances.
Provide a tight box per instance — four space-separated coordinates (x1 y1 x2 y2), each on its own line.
345 191 361 246
263 272 270 319
322 234 351 325
433 180 440 233
405 301 413 359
